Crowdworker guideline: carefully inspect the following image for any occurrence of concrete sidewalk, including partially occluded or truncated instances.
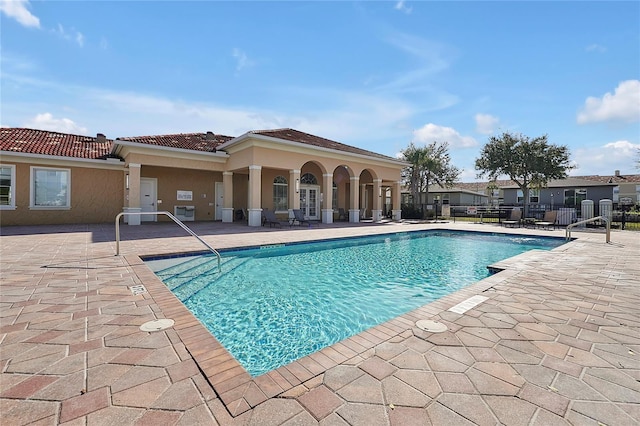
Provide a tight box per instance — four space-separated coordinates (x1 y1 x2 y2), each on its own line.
1 221 638 425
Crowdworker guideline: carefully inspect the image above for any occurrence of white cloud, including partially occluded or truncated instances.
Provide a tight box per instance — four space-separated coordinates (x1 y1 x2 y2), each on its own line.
232 48 253 71
474 113 499 135
394 1 412 14
585 44 606 53
0 0 39 28
51 23 84 47
577 80 640 124
412 123 478 148
24 113 88 134
100 37 109 50
570 140 640 176
75 32 84 47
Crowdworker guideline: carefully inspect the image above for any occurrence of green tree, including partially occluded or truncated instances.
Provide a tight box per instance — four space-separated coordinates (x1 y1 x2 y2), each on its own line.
400 141 460 206
475 132 572 217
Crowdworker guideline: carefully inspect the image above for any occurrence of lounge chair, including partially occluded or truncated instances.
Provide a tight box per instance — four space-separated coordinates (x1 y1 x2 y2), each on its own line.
262 209 285 228
291 209 315 227
502 208 522 228
535 210 557 230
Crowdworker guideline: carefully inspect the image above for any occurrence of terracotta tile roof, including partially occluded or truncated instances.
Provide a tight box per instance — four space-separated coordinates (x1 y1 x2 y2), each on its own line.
117 132 233 152
0 128 114 159
250 128 400 161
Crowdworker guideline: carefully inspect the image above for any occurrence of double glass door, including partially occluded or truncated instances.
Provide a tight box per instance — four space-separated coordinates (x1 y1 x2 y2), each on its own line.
299 186 319 220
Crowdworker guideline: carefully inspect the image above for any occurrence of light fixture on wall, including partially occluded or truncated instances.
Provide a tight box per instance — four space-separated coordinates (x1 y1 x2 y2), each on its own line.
295 178 300 193
125 174 129 190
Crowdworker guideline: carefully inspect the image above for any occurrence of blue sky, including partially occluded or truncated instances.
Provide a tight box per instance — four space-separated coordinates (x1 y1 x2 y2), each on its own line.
2 0 639 181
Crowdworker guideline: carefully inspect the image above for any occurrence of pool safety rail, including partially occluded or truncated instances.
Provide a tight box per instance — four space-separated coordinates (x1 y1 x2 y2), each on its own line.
114 211 221 272
566 215 610 243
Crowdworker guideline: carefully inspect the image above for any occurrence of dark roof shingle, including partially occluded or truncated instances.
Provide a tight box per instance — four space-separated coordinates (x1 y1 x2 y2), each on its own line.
0 128 114 159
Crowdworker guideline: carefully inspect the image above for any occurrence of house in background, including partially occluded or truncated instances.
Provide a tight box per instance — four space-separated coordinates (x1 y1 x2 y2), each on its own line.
1 128 407 227
456 172 640 211
580 171 640 208
501 177 616 207
401 184 488 207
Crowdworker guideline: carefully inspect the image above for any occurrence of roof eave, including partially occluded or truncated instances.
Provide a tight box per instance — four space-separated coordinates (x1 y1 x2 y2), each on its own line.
1 150 124 166
112 139 229 158
218 132 409 167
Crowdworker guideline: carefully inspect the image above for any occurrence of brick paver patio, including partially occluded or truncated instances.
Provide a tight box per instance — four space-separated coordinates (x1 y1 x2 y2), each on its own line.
1 221 638 425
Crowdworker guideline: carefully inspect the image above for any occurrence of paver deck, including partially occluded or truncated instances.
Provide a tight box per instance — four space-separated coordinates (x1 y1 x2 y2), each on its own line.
1 220 639 425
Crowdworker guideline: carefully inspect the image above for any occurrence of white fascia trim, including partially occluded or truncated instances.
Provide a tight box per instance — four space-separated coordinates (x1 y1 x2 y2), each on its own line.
218 133 409 167
215 132 251 150
113 139 230 159
0 151 125 170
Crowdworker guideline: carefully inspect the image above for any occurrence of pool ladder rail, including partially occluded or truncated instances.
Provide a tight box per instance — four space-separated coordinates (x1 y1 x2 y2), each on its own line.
114 211 222 273
565 215 610 244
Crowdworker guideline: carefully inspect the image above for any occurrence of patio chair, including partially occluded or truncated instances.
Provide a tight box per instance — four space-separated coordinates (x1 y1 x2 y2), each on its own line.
338 208 348 221
262 209 285 228
535 210 558 230
291 209 314 227
502 208 522 228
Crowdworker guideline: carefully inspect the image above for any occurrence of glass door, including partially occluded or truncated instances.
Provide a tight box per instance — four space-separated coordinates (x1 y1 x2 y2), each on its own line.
300 186 320 220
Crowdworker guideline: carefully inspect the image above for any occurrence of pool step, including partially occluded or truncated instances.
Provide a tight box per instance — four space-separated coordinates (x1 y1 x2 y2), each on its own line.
169 257 251 301
155 255 231 285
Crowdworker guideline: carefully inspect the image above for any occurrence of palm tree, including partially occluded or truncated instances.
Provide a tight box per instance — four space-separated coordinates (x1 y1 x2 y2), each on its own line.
401 141 460 207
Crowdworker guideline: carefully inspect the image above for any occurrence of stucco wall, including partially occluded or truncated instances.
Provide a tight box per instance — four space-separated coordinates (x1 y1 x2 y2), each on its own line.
140 166 222 222
1 161 124 226
232 173 249 215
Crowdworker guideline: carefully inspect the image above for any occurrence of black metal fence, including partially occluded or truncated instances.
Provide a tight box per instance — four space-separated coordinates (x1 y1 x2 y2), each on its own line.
401 203 640 231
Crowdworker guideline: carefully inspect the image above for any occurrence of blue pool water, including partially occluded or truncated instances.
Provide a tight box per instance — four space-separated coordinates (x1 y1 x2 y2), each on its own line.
149 230 564 376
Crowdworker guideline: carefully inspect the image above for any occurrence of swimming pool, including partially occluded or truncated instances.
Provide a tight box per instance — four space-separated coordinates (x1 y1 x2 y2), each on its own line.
148 230 564 376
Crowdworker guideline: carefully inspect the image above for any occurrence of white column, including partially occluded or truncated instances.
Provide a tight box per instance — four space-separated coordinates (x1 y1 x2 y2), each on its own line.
322 173 333 224
125 163 141 225
248 165 262 227
289 169 300 219
349 176 360 223
222 171 234 223
392 180 402 220
372 179 382 221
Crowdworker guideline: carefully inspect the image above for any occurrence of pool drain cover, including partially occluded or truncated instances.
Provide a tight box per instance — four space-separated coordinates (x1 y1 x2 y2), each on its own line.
415 320 448 333
140 319 175 332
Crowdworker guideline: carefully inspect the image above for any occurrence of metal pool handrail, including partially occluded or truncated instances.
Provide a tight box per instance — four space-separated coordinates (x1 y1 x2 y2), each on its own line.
566 215 610 243
115 211 221 272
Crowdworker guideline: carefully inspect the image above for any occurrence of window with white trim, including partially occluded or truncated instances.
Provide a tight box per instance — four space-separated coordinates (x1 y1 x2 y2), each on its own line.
563 188 586 207
517 189 539 204
30 167 71 209
0 165 16 209
300 173 317 184
273 176 288 212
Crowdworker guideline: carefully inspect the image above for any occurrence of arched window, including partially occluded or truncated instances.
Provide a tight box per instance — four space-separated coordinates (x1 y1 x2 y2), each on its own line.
300 173 317 185
273 176 288 212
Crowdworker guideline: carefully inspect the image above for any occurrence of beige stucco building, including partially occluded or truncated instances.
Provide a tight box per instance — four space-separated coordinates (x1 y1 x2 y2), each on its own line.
0 128 407 227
